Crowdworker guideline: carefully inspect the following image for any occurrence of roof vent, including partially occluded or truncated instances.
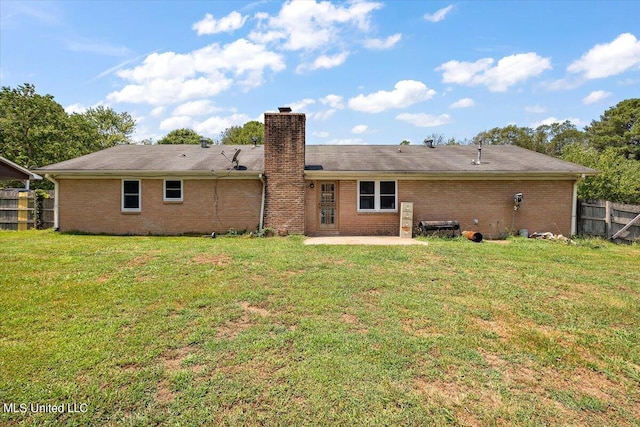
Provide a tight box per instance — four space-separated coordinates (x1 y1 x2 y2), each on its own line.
200 137 210 148
278 106 292 113
424 138 434 148
472 140 483 165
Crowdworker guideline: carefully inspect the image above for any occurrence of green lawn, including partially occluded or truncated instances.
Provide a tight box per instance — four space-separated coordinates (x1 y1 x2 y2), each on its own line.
1 230 639 426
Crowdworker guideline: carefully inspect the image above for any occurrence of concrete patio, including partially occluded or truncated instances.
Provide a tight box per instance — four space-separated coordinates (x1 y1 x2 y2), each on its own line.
303 236 428 246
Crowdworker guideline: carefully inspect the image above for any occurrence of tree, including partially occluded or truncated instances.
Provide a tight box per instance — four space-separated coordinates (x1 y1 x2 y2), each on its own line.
563 143 640 203
158 128 204 145
220 121 264 145
0 83 137 189
475 125 536 150
400 140 410 145
82 106 135 148
585 98 640 160
532 121 587 156
0 83 70 169
474 122 586 156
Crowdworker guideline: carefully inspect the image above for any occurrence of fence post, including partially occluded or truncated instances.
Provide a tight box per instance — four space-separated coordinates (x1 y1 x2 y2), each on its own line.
17 191 29 230
605 200 612 239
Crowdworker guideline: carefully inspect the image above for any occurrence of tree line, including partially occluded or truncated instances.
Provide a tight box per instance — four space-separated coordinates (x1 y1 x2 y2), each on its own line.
417 99 640 204
0 83 264 189
1 83 638 202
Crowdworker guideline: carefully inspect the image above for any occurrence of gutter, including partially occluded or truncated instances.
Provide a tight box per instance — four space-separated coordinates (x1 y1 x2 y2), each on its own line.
303 170 597 181
259 173 266 230
44 174 60 231
34 169 263 179
571 180 578 236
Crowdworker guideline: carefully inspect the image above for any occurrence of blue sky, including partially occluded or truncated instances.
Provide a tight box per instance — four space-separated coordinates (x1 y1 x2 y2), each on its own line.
1 0 639 145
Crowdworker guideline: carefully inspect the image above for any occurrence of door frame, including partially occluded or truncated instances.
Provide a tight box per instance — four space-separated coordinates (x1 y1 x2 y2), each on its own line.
318 181 338 231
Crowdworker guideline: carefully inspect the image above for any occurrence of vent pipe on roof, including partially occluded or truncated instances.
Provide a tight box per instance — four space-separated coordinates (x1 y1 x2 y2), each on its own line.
200 137 210 148
472 140 483 165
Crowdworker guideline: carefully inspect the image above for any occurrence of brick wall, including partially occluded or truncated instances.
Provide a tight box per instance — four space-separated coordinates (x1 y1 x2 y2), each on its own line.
305 179 574 237
263 112 306 234
57 178 262 235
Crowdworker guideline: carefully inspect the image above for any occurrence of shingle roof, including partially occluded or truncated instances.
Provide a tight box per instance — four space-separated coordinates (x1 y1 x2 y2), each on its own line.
37 144 264 174
305 144 597 175
1 155 42 180
37 143 597 177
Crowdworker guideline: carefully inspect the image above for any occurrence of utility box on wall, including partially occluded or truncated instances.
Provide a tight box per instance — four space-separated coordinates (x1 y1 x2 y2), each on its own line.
400 202 413 238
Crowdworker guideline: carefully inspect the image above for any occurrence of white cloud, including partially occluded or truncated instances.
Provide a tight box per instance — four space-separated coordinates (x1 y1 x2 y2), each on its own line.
363 33 402 50
192 11 247 35
289 98 316 112
312 131 329 138
172 100 222 116
320 94 344 109
195 113 252 136
150 106 165 117
108 76 233 105
396 113 451 127
582 90 612 105
296 51 350 73
64 38 132 56
348 80 436 113
437 52 551 92
542 76 583 91
64 103 87 114
159 116 194 131
328 138 366 145
531 116 582 128
351 124 368 134
424 5 454 23
312 109 337 121
568 33 640 79
525 105 546 114
65 100 106 114
249 0 382 51
107 39 285 105
449 97 474 109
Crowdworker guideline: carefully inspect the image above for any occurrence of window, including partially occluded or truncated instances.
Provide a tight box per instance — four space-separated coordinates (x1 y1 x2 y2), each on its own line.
164 180 183 202
358 180 397 212
122 180 141 212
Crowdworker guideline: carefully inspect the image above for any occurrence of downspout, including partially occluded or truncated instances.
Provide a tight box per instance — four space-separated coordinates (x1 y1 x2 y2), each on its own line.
45 174 60 231
259 173 266 230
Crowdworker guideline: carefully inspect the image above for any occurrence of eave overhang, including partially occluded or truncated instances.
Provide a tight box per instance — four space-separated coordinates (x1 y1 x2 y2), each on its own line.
303 170 598 181
40 169 263 180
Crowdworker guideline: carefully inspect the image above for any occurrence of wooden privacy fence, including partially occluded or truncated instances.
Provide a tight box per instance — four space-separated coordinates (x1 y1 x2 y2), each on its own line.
578 200 640 244
0 190 54 230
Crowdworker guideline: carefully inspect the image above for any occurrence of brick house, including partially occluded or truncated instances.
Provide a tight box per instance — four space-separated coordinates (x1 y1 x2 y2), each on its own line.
37 109 596 237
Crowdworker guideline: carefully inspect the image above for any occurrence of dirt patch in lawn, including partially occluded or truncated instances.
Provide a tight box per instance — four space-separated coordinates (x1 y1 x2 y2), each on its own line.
160 346 198 372
239 301 270 317
155 345 205 406
192 253 232 266
476 349 636 424
216 302 270 339
126 251 161 268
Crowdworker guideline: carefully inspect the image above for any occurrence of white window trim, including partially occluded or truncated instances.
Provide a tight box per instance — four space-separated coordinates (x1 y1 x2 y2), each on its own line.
163 179 183 202
122 179 141 212
357 180 398 213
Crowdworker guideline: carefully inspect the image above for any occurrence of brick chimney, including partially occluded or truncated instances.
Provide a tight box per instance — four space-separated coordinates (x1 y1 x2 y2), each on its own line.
263 108 306 234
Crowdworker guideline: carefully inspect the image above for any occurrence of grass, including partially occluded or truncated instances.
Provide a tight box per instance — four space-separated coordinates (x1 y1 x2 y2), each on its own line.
0 230 638 426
